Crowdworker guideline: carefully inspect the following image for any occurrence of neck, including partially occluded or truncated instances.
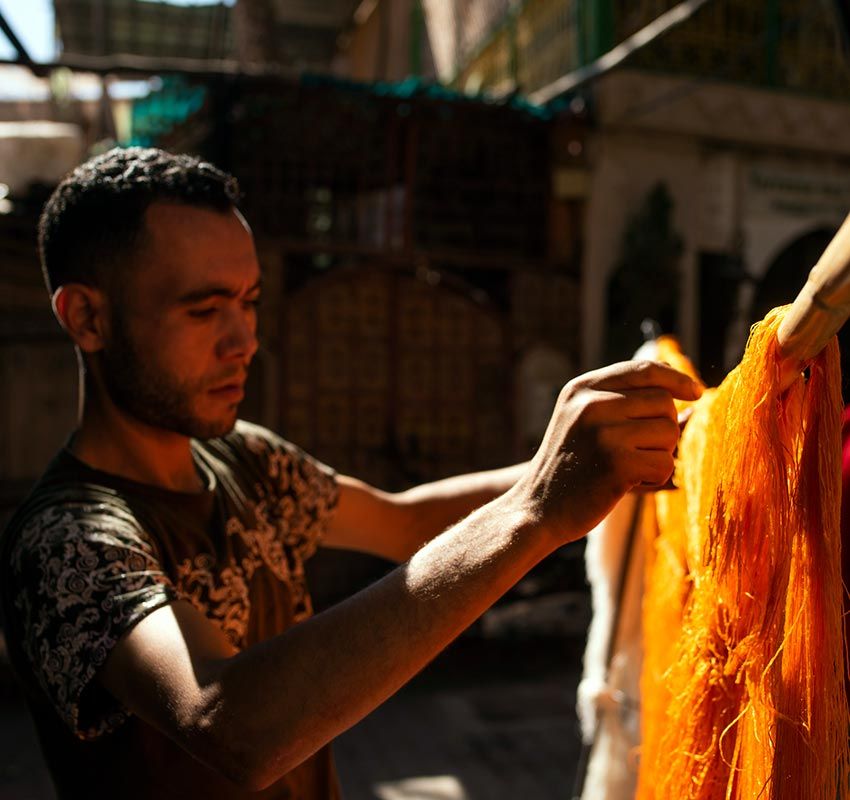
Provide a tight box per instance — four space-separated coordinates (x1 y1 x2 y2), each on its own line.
72 381 204 493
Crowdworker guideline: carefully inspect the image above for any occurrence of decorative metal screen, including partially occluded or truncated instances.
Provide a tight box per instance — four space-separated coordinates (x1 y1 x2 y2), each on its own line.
440 0 582 95
53 0 233 60
453 0 850 101
280 266 512 488
620 0 850 100
228 78 550 259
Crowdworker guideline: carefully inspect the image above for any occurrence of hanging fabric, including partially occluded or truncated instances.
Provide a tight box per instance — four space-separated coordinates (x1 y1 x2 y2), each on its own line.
637 308 849 800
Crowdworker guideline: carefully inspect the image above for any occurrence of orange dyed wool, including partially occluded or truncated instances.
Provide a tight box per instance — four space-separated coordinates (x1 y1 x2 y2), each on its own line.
637 308 849 799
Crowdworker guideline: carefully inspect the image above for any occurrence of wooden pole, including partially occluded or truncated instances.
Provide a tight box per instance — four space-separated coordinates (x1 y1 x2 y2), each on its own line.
777 212 850 389
0 53 292 80
0 8 33 65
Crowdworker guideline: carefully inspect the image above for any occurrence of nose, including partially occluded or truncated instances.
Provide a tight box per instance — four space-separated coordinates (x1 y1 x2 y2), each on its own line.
218 305 259 363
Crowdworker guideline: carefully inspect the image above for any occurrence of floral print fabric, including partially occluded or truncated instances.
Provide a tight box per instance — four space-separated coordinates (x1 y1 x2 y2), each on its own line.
3 421 338 740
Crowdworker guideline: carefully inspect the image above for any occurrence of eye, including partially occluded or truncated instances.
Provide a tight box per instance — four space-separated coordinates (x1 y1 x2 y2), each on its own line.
188 307 218 319
244 297 262 311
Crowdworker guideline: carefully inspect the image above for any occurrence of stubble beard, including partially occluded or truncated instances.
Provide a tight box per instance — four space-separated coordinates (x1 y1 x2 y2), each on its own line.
98 312 238 441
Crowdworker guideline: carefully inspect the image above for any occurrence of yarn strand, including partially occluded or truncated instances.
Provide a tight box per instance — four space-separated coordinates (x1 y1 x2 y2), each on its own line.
637 308 849 800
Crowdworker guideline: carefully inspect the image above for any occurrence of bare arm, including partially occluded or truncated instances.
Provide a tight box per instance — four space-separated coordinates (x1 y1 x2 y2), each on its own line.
324 462 528 562
99 360 701 790
102 496 543 789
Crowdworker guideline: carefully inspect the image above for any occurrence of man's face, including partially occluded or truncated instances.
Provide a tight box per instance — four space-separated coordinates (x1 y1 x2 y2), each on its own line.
97 201 261 440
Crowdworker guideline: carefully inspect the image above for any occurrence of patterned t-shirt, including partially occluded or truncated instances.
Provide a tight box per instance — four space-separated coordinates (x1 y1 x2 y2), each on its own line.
0 421 340 800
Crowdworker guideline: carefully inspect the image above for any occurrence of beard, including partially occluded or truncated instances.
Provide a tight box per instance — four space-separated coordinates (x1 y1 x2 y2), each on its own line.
97 312 238 440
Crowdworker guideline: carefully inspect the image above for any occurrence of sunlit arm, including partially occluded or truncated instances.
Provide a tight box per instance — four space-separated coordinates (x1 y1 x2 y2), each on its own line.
99 359 699 791
323 464 528 563
100 493 548 791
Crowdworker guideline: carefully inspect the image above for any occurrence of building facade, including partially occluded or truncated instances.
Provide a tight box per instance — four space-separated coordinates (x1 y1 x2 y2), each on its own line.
447 0 850 381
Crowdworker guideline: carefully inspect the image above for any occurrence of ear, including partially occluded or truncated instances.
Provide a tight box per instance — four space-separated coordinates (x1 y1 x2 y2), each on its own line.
51 284 110 353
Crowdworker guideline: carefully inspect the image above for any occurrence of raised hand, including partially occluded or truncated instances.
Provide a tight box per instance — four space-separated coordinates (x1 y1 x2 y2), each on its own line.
510 360 703 544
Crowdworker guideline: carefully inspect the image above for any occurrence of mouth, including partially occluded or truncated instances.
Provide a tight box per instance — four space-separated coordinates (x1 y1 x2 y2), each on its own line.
208 382 245 403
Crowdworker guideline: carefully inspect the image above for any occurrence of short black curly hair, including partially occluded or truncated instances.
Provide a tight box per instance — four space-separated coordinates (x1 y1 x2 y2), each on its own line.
38 146 241 295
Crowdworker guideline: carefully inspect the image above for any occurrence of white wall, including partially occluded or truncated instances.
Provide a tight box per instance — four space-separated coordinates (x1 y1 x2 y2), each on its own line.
579 70 850 371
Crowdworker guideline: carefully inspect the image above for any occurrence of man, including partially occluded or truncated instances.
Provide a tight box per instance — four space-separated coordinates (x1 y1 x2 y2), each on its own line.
0 147 700 799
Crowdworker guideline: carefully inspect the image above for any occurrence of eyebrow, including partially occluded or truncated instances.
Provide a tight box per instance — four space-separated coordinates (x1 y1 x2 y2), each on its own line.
176 278 262 305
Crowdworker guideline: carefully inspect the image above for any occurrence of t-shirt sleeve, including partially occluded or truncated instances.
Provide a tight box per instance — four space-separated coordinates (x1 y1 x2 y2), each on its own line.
7 502 178 740
234 421 339 559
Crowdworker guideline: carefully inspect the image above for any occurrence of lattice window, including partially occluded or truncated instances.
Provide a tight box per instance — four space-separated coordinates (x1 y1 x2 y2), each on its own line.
625 0 763 83
777 0 850 97
623 0 850 101
232 81 398 243
455 27 514 94
455 0 517 66
413 102 549 256
454 0 850 101
423 0 517 82
613 0 678 40
450 0 582 95
54 0 233 60
229 77 550 258
516 0 581 94
281 268 512 487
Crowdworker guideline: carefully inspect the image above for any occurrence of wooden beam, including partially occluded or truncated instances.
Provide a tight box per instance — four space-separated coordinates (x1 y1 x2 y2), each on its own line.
528 0 713 105
0 8 34 65
272 237 561 273
777 213 850 388
0 52 296 80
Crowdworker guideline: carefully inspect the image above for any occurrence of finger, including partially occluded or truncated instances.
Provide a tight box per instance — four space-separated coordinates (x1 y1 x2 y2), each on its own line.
621 448 675 488
588 360 703 401
603 417 680 453
579 387 678 423
635 474 678 492
619 387 678 422
632 417 681 452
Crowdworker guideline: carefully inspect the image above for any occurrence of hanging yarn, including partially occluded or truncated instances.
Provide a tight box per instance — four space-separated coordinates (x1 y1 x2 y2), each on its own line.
637 308 849 800
635 335 701 795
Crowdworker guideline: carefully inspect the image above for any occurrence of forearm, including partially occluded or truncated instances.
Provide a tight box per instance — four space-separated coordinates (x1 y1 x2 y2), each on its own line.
202 491 550 788
392 462 528 555
106 360 697 790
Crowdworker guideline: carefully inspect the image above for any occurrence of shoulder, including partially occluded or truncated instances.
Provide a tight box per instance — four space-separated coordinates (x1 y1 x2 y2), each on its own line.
0 477 167 641
3 478 152 569
199 423 341 535
227 420 303 458
2 486 167 624
224 420 319 464
200 420 338 494
1 484 176 740
4 469 154 545
3 448 150 552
